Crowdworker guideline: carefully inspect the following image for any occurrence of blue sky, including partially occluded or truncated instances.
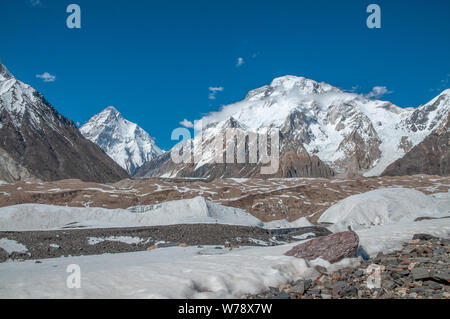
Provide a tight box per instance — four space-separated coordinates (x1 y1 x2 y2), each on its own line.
1 0 449 149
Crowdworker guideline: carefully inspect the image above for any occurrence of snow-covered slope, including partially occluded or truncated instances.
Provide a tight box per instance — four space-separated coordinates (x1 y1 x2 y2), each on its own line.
0 196 316 231
80 106 164 175
357 218 450 257
1 217 449 298
137 76 449 178
0 242 362 298
318 188 450 232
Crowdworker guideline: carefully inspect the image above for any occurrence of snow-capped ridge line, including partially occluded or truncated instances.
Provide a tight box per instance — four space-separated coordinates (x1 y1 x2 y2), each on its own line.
80 106 164 175
0 63 129 183
181 74 450 177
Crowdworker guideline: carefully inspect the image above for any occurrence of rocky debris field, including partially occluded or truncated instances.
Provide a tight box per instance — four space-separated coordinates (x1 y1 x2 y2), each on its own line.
0 224 331 263
245 235 450 299
0 175 448 223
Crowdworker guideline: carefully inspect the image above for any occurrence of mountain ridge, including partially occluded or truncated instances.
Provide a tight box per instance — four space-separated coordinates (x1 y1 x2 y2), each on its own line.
136 75 449 179
80 106 164 175
0 62 129 183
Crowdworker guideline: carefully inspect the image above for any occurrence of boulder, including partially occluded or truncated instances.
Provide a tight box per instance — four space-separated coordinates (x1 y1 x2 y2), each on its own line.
412 233 438 241
284 231 359 263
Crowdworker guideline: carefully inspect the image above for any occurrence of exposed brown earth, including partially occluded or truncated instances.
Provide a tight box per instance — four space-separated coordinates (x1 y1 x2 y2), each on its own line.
0 175 448 223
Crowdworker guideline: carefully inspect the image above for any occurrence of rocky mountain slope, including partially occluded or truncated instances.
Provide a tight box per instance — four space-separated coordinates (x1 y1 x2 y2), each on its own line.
80 106 164 175
382 108 449 176
136 76 449 178
0 63 129 183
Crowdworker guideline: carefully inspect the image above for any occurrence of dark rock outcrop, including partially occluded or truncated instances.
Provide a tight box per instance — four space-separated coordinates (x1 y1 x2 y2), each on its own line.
382 114 449 176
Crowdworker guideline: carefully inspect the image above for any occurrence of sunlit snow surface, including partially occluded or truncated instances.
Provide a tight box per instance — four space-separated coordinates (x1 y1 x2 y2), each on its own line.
188 76 450 176
0 238 28 254
80 106 164 174
0 217 449 298
0 244 360 299
0 187 449 298
0 196 314 231
319 188 450 231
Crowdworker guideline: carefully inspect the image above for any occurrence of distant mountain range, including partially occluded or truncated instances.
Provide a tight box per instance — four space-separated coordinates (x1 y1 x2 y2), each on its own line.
0 63 448 182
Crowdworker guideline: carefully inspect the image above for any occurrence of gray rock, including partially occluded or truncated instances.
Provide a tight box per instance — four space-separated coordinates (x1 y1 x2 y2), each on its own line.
411 268 432 281
382 280 396 289
413 257 430 263
432 248 446 255
289 281 305 294
412 234 438 241
341 286 358 297
327 281 347 290
409 292 418 299
432 271 450 284
381 257 398 265
269 292 291 299
314 265 328 274
398 270 410 277
303 279 313 291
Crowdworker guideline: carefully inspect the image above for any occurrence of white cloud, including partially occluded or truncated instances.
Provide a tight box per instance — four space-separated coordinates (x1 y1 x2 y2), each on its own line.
365 86 393 99
208 86 224 100
236 57 245 67
36 72 56 82
29 0 42 7
179 119 194 128
431 74 450 93
347 85 360 93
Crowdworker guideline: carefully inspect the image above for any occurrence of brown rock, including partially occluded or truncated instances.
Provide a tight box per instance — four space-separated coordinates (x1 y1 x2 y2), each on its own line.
146 244 158 251
284 231 359 263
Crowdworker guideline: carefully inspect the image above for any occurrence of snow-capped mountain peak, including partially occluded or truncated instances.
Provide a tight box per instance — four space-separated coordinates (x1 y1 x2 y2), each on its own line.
0 63 13 81
0 62 57 129
269 75 341 94
196 76 449 176
245 75 341 102
80 107 164 175
0 63 129 182
136 75 449 179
